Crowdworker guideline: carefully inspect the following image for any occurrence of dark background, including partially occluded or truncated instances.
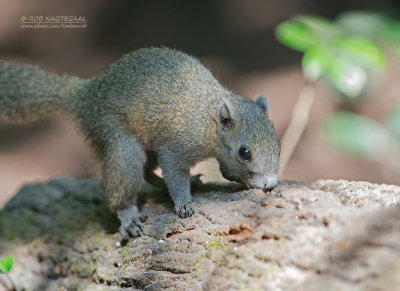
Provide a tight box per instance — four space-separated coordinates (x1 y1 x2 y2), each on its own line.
0 0 399 206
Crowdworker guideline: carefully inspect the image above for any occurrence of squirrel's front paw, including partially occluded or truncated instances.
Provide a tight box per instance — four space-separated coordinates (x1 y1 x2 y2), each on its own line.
117 205 144 240
175 201 195 218
120 218 144 240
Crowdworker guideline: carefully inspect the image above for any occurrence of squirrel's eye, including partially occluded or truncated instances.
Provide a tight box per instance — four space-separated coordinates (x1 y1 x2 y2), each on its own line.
238 146 252 161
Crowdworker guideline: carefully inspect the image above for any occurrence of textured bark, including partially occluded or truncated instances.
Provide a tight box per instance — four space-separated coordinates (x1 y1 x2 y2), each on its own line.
1 177 400 290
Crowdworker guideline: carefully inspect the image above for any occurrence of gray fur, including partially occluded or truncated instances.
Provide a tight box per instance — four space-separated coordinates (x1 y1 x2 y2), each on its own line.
0 47 280 239
0 61 88 122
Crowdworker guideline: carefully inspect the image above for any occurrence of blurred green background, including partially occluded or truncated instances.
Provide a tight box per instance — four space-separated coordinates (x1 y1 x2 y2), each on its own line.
0 0 399 207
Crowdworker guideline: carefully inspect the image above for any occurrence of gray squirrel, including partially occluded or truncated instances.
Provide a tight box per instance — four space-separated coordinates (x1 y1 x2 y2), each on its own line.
0 47 280 240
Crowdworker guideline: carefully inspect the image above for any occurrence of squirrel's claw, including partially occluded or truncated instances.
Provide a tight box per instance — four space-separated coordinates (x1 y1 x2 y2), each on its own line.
139 213 148 222
120 219 144 241
117 204 144 240
175 201 195 218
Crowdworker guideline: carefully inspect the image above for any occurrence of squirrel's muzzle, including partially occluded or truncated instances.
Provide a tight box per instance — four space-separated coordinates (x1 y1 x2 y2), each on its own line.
249 175 279 193
262 178 279 193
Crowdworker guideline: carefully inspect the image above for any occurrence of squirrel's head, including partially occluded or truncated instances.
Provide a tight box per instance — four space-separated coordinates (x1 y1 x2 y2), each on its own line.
214 95 280 192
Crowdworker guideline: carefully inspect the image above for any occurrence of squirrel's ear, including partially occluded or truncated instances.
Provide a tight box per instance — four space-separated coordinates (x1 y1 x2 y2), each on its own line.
256 95 269 114
217 98 234 132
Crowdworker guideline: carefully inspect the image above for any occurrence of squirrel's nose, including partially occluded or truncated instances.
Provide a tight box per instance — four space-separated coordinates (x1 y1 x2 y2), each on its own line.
262 177 279 193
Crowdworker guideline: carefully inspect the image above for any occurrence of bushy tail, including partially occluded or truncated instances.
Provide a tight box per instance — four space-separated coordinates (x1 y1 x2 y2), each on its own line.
0 61 87 123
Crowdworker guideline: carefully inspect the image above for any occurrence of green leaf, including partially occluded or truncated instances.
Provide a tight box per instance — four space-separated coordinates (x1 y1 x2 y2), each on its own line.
322 111 390 158
337 11 400 44
336 11 387 39
0 256 13 274
384 20 400 44
275 20 318 51
301 45 329 81
332 36 386 69
322 36 385 97
295 15 342 40
276 14 387 100
275 15 343 52
326 59 367 98
386 104 400 141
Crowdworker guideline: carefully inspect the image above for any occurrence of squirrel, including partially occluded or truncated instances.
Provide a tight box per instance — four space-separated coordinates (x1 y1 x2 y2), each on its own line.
0 47 280 240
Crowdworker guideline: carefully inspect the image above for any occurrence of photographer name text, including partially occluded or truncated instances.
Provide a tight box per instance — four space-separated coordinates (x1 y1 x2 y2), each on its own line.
20 16 87 29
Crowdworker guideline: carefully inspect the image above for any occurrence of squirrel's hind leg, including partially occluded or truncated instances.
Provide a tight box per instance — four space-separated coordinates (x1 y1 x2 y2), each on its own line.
100 129 146 240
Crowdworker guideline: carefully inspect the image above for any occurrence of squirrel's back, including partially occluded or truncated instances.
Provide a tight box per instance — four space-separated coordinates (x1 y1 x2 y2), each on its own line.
77 48 229 151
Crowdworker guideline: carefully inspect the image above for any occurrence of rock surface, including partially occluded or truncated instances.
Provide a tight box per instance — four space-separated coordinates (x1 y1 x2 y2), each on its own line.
1 177 400 290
